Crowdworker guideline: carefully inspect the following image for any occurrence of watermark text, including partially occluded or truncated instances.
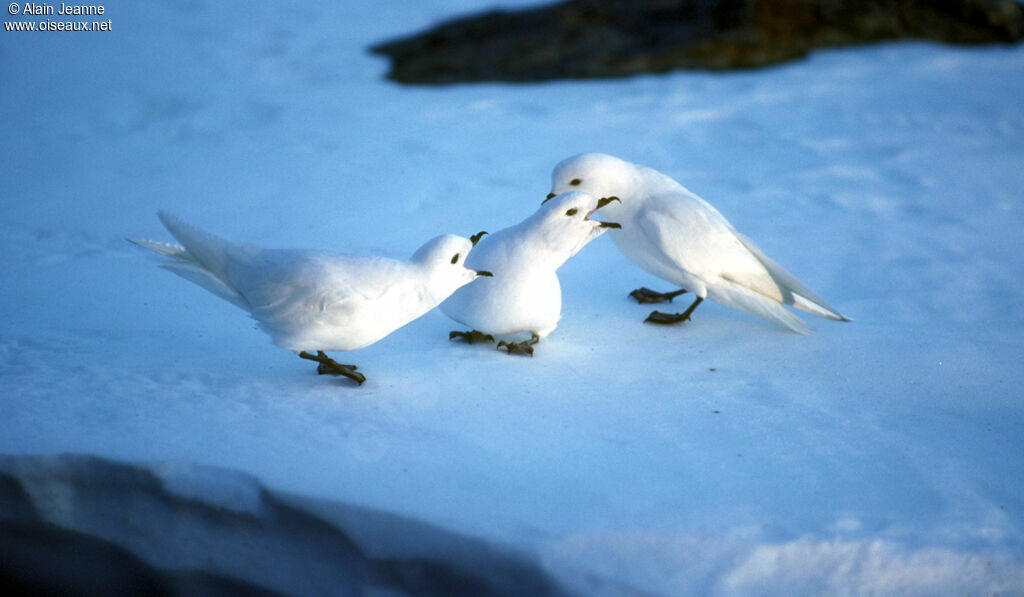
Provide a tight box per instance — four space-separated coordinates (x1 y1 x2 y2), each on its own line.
6 3 111 32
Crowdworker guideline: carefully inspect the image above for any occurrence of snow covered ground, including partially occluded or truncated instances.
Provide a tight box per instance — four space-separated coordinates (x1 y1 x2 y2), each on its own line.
2 1 1024 594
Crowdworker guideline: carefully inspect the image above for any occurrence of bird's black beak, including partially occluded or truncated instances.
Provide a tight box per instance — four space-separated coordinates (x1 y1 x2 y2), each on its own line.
475 270 493 277
542 192 556 204
586 196 622 229
470 231 488 246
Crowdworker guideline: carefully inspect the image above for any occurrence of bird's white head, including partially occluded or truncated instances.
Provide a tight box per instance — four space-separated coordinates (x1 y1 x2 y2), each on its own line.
548 153 636 210
411 234 493 296
527 190 621 265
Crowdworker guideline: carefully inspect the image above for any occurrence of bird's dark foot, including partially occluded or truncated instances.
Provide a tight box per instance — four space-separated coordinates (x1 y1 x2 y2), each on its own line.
643 297 704 325
315 362 358 375
497 334 540 356
644 310 693 325
497 340 534 356
298 350 365 385
629 287 689 304
449 330 495 344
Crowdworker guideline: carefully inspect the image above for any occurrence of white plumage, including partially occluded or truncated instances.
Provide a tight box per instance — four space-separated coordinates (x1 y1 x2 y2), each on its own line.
441 191 620 354
549 153 850 333
132 212 490 383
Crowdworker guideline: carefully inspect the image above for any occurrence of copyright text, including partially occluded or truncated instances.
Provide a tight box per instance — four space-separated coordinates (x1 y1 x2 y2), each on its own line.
6 3 111 31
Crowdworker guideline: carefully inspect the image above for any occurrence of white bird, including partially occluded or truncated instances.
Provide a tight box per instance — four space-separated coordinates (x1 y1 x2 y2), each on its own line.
130 212 492 384
549 153 850 333
441 191 621 355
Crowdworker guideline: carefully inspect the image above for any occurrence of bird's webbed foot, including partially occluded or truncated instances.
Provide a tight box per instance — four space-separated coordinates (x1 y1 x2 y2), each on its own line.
449 330 496 344
629 287 689 304
298 350 365 385
497 334 540 356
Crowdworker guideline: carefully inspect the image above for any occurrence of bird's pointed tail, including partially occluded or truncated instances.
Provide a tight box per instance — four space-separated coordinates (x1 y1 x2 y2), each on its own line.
128 213 249 310
710 286 815 334
736 233 851 322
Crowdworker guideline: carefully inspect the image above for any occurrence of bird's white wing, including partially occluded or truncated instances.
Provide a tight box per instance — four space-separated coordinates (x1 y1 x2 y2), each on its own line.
636 193 821 333
228 250 400 322
225 249 423 350
638 193 784 302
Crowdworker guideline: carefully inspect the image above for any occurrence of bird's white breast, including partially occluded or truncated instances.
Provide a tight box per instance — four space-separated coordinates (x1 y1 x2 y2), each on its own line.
441 229 562 337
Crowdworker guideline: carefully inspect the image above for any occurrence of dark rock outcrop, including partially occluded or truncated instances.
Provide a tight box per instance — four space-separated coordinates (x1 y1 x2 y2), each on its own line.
0 454 571 597
370 0 1024 84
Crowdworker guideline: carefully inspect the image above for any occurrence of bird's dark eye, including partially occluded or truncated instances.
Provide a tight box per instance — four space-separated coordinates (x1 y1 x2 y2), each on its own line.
451 253 459 264
570 178 581 186
566 208 578 216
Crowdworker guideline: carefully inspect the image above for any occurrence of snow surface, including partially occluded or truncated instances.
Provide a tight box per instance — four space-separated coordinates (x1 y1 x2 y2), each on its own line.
2 1 1024 594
